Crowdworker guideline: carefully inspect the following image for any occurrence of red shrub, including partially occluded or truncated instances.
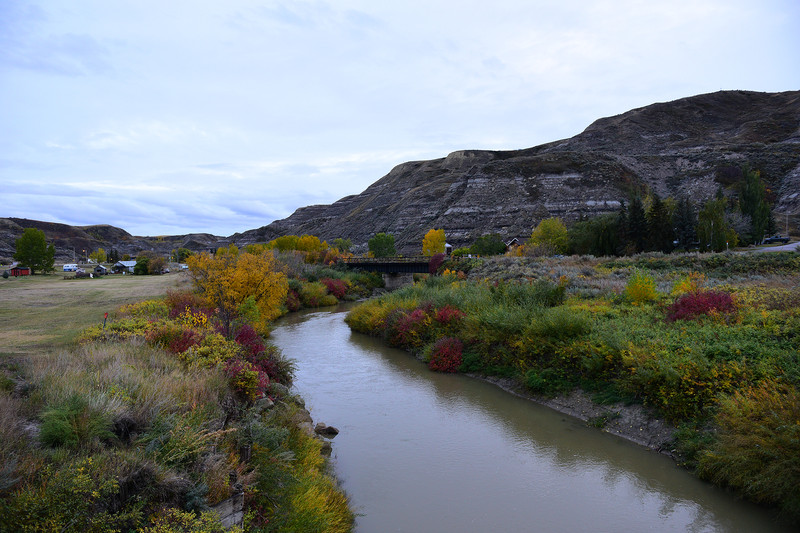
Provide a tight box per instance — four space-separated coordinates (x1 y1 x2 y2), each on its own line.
165 290 211 318
435 305 465 325
428 337 463 373
224 358 270 401
168 328 203 353
145 323 183 349
667 290 737 322
429 253 446 275
235 324 266 357
285 289 301 312
321 278 348 299
391 308 430 347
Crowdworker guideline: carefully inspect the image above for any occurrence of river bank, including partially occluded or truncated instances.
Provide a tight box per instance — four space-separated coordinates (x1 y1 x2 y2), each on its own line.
475 375 677 455
343 255 800 523
276 305 795 533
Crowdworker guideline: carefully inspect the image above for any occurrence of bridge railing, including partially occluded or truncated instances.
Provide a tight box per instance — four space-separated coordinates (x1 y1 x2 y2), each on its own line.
342 256 430 264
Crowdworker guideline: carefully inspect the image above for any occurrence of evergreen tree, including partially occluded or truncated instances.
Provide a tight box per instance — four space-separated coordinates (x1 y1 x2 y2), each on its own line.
646 194 674 252
616 200 630 254
627 196 648 254
673 196 697 250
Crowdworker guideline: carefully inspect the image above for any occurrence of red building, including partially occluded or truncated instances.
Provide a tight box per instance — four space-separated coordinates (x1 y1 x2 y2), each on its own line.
10 266 31 276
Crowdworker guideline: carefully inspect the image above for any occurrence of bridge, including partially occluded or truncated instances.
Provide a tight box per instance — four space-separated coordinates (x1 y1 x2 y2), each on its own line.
342 256 432 274
342 257 432 289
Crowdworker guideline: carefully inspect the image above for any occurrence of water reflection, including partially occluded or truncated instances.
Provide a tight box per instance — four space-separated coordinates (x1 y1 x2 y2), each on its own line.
271 306 791 533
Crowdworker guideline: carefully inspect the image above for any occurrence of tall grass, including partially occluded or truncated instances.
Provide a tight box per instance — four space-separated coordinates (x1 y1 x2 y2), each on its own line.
1 273 354 530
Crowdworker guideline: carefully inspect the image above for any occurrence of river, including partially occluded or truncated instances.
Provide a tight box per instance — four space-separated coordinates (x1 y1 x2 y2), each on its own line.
270 305 792 533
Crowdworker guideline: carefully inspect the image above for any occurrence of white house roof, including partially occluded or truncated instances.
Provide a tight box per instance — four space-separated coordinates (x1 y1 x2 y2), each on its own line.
115 261 137 267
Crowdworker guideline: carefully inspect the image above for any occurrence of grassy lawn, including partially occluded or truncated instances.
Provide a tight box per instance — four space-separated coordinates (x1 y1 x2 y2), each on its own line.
0 272 191 357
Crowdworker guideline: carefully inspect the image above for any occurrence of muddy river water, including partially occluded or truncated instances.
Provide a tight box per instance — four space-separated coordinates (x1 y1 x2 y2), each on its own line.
271 305 792 533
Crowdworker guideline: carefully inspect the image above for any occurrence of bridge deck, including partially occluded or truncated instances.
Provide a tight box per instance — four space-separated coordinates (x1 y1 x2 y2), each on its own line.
343 256 431 274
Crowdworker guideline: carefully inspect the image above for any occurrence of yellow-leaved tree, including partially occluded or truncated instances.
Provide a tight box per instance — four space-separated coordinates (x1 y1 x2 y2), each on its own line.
186 244 288 335
528 217 568 254
422 229 446 256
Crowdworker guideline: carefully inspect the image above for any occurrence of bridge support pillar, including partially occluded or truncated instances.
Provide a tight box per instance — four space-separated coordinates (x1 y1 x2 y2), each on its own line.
383 272 415 290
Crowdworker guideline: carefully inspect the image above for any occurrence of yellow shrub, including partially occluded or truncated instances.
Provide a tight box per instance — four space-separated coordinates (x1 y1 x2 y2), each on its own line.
671 272 706 296
624 269 658 305
180 334 241 368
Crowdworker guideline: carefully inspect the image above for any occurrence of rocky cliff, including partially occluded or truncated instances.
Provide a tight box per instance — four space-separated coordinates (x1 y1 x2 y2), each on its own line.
232 90 800 253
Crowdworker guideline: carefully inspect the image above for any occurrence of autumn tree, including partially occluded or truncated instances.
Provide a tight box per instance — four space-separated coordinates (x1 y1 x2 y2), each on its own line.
528 217 568 254
368 233 396 257
89 248 107 263
171 247 192 262
14 228 55 274
296 234 327 252
267 235 300 252
186 244 288 335
148 256 167 275
422 229 446 256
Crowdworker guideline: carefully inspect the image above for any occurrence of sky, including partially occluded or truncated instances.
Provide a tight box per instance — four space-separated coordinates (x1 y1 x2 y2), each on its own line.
2 1 799 237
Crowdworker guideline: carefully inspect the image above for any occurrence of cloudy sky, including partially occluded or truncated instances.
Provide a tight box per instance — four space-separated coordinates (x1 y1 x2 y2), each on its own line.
2 1 798 237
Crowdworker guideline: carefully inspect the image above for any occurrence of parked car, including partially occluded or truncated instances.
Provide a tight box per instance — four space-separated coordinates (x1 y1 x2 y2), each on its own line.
763 235 790 244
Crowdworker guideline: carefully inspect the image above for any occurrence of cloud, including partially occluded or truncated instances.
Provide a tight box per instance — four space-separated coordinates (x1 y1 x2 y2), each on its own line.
2 0 799 237
0 2 112 76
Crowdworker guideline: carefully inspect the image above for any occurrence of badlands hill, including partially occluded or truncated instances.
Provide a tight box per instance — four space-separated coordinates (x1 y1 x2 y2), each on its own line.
3 90 798 259
233 90 800 253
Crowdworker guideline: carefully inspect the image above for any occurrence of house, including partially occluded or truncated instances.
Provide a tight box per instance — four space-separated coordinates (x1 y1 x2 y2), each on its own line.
112 260 137 274
10 266 31 277
94 265 108 275
504 237 526 252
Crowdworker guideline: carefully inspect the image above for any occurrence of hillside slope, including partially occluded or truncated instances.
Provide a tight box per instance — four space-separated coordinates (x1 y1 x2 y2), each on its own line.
233 90 800 253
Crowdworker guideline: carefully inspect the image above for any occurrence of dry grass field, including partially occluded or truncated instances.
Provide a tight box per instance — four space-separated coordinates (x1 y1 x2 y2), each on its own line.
0 272 191 357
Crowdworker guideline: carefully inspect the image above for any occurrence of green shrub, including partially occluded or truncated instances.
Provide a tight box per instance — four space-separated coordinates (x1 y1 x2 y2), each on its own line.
0 457 142 532
141 409 225 469
525 307 591 342
697 381 800 520
140 508 236 533
39 394 115 449
525 368 571 396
